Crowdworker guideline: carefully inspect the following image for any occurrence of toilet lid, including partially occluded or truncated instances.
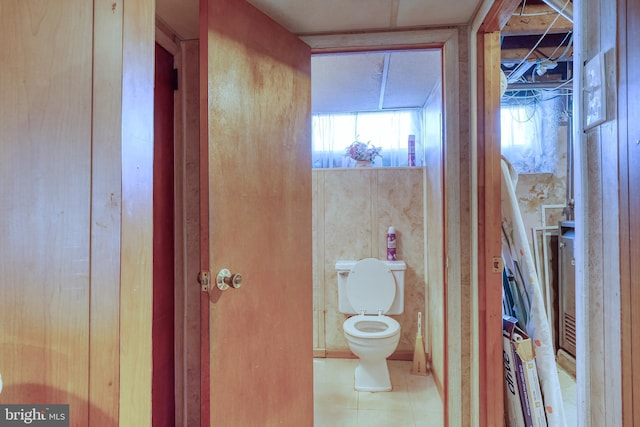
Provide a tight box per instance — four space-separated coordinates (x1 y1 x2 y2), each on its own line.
346 258 396 314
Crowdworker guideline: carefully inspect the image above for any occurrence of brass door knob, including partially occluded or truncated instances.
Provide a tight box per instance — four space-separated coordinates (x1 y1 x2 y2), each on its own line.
216 269 243 290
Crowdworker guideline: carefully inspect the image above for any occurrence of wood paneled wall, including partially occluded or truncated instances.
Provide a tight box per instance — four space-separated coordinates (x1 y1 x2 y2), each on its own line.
618 0 640 425
0 1 93 422
573 1 623 425
0 1 154 425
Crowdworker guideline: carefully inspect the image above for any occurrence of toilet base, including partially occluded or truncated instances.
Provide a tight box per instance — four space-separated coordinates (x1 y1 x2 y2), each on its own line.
353 358 392 392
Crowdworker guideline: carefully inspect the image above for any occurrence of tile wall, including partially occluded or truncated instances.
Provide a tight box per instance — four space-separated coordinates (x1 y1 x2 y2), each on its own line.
312 167 426 355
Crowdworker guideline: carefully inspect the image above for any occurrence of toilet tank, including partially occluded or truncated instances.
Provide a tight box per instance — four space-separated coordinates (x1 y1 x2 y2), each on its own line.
335 259 406 315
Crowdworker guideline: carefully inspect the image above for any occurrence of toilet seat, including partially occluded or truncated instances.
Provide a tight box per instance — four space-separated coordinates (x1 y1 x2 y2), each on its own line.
346 258 396 314
343 314 400 339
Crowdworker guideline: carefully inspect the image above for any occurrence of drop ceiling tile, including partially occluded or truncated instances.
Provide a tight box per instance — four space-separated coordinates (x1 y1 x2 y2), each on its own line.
396 0 480 27
312 53 386 113
382 50 442 109
248 0 396 34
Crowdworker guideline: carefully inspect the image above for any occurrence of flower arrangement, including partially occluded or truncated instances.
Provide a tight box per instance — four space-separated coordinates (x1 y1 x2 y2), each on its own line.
345 140 382 163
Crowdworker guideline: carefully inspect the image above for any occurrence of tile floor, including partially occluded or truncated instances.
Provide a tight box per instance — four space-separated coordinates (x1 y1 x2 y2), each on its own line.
558 367 577 427
314 358 578 427
314 358 443 427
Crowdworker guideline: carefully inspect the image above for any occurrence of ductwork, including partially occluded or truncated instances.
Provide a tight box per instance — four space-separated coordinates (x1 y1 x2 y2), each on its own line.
542 0 573 23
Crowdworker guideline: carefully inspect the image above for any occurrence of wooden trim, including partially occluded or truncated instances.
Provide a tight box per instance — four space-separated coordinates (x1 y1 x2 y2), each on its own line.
155 20 179 56
618 1 631 424
309 42 443 55
198 1 211 426
301 28 458 51
323 350 414 361
173 39 201 427
619 0 640 424
303 27 460 425
556 349 577 379
324 351 358 359
473 1 533 425
479 0 523 32
442 30 461 427
312 349 326 358
173 43 187 427
476 31 504 427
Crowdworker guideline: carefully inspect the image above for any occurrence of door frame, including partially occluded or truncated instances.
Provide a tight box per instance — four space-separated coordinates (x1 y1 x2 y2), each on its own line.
155 24 203 427
472 1 523 425
303 28 464 426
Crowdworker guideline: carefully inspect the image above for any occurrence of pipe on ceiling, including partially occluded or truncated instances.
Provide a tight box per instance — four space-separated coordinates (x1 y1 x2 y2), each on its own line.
542 0 573 23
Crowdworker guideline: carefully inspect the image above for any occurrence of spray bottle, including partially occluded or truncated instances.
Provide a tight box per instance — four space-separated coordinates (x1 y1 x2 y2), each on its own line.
386 226 397 261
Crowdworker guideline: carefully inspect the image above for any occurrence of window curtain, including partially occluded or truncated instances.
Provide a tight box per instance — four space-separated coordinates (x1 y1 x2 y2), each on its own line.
501 92 565 174
312 110 424 168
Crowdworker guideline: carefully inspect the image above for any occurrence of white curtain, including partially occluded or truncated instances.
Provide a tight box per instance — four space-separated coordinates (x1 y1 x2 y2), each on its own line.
501 92 565 174
312 110 424 168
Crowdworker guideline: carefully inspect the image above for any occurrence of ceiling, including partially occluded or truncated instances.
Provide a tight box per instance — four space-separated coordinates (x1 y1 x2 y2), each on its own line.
156 0 483 41
155 0 480 113
156 0 573 111
311 50 442 113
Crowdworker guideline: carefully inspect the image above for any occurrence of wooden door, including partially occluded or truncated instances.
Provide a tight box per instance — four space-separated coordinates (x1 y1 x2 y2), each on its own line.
153 42 176 427
199 0 313 426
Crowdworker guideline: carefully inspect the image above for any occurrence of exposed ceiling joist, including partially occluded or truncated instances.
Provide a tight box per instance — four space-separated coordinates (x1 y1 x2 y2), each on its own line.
542 0 573 22
503 4 572 36
501 45 573 62
479 0 523 32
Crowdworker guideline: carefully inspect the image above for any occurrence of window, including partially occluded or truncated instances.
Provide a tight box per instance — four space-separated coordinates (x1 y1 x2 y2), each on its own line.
500 92 566 174
312 109 424 168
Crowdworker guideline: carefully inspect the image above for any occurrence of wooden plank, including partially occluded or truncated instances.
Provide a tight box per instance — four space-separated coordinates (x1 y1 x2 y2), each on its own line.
476 31 504 427
479 0 523 33
0 1 92 423
501 45 573 62
91 0 124 425
120 0 155 425
616 1 631 422
620 0 640 424
503 4 573 36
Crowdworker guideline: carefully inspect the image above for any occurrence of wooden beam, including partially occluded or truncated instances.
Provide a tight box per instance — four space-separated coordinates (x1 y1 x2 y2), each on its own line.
479 0 523 32
476 30 504 427
501 45 573 62
503 4 573 36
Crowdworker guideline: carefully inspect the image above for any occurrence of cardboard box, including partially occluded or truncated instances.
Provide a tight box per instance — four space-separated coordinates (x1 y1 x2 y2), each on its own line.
503 316 547 427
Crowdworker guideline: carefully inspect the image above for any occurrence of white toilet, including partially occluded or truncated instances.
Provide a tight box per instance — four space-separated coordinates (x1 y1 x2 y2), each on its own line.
336 257 406 392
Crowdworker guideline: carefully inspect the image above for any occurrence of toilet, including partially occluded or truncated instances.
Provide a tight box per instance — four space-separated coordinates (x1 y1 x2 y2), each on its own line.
336 257 406 392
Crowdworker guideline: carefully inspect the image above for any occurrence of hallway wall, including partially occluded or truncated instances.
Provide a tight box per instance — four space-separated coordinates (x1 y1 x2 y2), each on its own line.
0 1 154 425
574 0 622 424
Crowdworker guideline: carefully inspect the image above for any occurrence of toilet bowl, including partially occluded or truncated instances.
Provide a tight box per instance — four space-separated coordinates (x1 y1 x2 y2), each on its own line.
336 258 406 392
343 314 400 391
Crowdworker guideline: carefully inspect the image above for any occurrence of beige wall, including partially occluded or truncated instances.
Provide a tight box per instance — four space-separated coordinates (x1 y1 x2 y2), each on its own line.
312 167 426 356
423 79 445 391
514 121 569 333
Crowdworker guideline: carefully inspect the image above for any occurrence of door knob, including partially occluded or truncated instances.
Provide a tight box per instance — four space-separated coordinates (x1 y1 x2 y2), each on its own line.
216 268 243 290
